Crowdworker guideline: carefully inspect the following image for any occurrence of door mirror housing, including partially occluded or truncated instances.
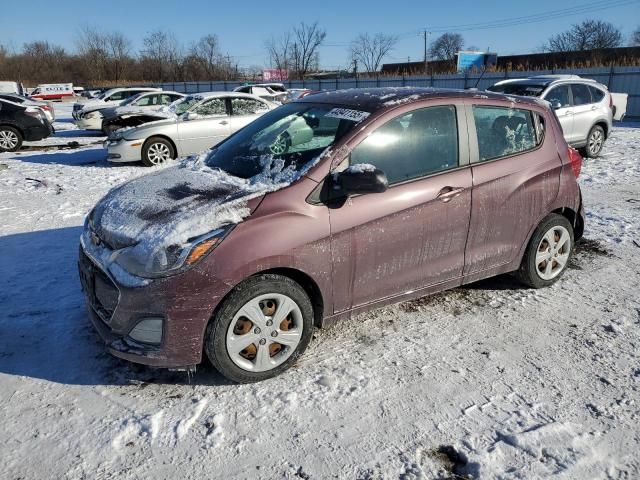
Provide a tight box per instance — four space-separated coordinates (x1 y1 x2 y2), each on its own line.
551 101 562 110
183 111 200 121
333 166 388 196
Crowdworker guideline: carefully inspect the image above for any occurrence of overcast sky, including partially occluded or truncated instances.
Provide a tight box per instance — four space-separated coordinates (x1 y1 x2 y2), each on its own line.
1 0 638 70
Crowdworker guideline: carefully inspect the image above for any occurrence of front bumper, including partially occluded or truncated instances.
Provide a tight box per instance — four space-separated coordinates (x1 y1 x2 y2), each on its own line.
105 138 144 163
78 241 231 368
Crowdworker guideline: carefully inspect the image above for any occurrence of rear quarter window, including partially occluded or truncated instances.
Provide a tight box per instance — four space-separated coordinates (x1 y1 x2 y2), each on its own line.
588 86 605 103
472 105 541 162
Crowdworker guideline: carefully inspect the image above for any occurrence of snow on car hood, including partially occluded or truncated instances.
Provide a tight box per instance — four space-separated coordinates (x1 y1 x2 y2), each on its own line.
113 105 175 118
85 150 324 281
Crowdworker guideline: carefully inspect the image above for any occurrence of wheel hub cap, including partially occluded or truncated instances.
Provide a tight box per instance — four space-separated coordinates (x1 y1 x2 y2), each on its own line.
535 225 571 280
226 293 303 372
0 130 19 150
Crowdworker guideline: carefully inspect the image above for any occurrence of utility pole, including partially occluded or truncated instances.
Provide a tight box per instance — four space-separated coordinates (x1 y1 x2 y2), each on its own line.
420 29 430 74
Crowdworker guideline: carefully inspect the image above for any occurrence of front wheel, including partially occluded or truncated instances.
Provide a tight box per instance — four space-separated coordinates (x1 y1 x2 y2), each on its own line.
142 137 175 167
580 125 605 158
205 274 314 383
0 126 23 152
517 214 574 288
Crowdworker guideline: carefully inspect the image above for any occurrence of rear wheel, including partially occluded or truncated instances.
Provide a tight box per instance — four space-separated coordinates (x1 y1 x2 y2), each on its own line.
580 124 605 158
205 274 314 383
517 214 574 288
269 132 291 155
0 126 22 152
142 137 175 167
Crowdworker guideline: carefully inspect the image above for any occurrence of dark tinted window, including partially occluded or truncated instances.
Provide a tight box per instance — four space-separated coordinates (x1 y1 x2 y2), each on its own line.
488 83 545 97
545 85 571 108
588 86 605 103
350 105 458 185
473 106 539 162
571 84 592 106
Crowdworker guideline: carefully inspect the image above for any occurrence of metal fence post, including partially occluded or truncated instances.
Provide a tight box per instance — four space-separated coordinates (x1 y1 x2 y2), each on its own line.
376 75 380 87
607 65 615 89
402 74 405 87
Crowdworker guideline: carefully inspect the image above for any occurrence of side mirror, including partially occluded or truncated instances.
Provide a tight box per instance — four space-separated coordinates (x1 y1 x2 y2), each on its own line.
183 111 200 121
551 101 562 110
334 166 388 196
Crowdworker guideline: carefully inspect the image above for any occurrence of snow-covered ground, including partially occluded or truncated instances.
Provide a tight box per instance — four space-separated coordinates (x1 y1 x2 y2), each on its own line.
1 104 639 479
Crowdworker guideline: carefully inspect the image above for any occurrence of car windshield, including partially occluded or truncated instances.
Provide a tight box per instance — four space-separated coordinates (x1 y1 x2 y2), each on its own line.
170 95 201 115
204 102 365 179
488 83 546 97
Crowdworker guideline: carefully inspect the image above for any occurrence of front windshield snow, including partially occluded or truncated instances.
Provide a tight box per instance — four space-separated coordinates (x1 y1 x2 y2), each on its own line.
204 102 366 180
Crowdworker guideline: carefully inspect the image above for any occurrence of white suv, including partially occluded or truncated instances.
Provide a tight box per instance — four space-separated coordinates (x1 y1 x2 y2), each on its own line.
488 75 613 157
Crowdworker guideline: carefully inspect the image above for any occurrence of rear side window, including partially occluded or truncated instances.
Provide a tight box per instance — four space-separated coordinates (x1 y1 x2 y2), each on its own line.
588 86 605 103
571 84 592 106
350 105 458 185
473 106 539 162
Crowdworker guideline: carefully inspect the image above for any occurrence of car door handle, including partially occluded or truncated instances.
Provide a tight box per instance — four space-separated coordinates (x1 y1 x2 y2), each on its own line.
436 186 465 202
591 106 598 111
562 110 573 116
219 120 229 125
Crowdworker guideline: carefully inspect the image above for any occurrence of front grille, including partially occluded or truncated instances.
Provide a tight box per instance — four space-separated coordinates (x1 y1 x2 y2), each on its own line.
79 248 119 324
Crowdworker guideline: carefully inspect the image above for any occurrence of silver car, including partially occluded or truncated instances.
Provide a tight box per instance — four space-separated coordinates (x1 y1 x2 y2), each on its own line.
106 92 276 166
488 75 613 157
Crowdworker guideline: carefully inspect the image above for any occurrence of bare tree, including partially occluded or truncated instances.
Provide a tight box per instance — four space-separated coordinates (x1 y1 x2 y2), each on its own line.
290 22 326 79
430 33 464 61
265 31 292 73
189 34 231 79
545 20 623 52
350 33 397 73
76 25 109 82
632 26 640 46
141 30 182 82
106 32 132 82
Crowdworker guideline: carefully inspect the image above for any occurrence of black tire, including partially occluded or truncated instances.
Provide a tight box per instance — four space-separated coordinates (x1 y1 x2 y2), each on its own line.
142 136 175 167
0 126 23 152
205 274 314 383
516 213 574 289
579 124 605 158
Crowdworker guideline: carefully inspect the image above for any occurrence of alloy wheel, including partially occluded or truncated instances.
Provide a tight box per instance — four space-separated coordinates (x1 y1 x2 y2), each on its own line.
226 293 303 372
0 130 19 150
588 129 603 156
535 225 571 280
147 142 171 164
269 134 289 155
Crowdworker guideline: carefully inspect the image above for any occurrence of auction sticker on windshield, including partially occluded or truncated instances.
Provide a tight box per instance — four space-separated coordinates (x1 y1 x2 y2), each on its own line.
324 108 370 123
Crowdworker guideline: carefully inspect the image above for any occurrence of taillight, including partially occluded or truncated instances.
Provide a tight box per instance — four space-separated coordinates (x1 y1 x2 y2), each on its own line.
567 147 582 178
608 93 613 109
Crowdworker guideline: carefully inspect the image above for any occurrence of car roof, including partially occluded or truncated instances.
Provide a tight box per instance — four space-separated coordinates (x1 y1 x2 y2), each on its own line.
296 87 544 111
494 75 602 88
189 91 270 101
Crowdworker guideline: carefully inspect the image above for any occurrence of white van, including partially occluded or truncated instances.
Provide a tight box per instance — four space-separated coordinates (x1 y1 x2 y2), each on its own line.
30 83 74 100
0 81 25 95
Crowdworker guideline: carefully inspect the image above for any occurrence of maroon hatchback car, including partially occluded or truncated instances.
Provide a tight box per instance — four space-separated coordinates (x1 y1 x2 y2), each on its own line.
79 88 584 382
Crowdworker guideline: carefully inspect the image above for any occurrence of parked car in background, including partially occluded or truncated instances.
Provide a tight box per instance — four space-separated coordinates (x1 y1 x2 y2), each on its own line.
99 91 185 134
233 83 290 103
81 87 584 382
75 90 184 131
488 75 614 157
0 93 56 123
287 88 316 101
30 83 75 100
0 98 53 151
72 87 161 123
0 81 26 95
106 92 276 166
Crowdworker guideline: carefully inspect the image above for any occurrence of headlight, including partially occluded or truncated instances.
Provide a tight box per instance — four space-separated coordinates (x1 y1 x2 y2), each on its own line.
84 111 101 119
113 226 233 278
